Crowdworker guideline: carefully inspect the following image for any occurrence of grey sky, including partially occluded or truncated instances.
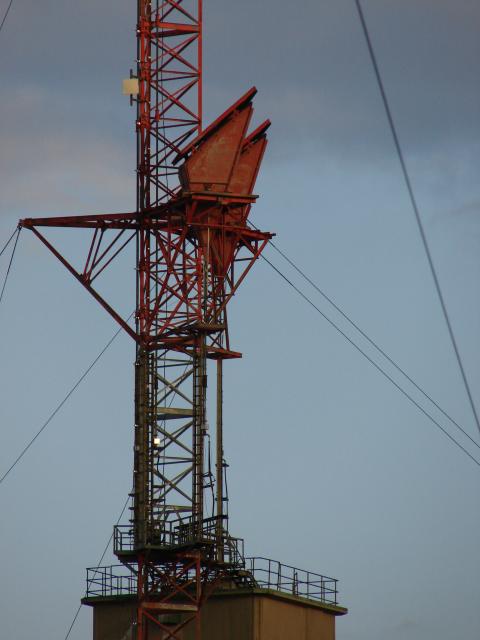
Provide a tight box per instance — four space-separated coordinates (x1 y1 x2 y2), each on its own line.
0 2 479 640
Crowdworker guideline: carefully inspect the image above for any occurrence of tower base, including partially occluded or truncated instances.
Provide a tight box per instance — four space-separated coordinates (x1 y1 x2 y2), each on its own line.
84 588 347 640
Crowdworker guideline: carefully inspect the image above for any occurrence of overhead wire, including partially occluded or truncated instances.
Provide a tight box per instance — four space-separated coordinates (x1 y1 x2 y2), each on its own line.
64 493 131 640
0 226 159 487
0 227 20 306
0 227 19 258
258 225 480 449
0 312 134 486
249 223 480 453
0 226 134 630
354 0 480 437
260 252 480 468
0 0 14 35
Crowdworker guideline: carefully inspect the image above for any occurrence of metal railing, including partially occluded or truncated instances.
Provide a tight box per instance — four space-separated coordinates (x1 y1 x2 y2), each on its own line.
113 516 245 566
245 557 338 605
86 564 136 598
85 556 339 606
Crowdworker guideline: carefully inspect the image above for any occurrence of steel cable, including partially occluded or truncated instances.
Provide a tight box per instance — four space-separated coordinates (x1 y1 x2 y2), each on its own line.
249 223 480 452
64 493 131 640
0 227 19 258
0 227 20 306
260 252 480 468
0 0 14 35
354 0 480 436
0 313 134 486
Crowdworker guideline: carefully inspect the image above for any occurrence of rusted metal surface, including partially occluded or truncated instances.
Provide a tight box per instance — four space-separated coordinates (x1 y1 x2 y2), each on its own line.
177 89 254 192
135 552 204 639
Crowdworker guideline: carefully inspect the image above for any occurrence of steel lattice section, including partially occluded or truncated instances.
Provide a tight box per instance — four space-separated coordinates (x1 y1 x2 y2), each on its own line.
137 0 202 206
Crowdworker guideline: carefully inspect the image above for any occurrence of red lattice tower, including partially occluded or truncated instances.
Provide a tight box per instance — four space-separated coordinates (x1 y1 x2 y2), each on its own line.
137 0 203 205
20 2 272 638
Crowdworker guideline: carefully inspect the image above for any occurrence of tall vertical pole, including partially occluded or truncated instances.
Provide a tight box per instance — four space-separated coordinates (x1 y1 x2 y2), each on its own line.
134 0 150 551
198 0 203 132
193 336 207 531
216 358 224 561
134 350 148 548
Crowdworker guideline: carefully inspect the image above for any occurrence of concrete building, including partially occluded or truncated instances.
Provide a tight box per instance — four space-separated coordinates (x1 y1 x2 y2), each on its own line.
85 585 347 639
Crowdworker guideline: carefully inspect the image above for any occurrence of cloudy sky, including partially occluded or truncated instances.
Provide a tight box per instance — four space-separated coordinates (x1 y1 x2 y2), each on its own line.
0 1 479 639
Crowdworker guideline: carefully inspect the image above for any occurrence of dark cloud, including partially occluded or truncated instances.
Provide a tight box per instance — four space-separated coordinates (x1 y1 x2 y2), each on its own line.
203 0 480 157
2 1 478 163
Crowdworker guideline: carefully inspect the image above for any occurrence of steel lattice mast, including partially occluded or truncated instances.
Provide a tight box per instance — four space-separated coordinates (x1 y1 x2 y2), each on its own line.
134 0 205 558
136 0 202 206
20 1 272 638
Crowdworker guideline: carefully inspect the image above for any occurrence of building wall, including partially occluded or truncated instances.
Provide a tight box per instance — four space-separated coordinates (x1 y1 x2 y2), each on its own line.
93 601 136 640
255 595 335 640
90 591 341 640
192 594 254 640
